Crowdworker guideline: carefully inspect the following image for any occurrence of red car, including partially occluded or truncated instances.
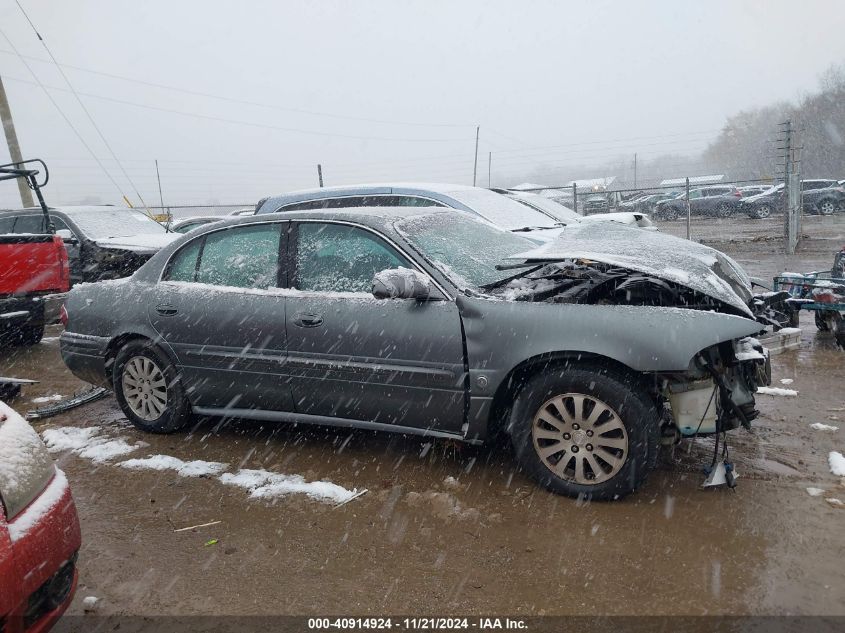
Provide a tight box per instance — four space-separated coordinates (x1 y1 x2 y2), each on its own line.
0 401 81 633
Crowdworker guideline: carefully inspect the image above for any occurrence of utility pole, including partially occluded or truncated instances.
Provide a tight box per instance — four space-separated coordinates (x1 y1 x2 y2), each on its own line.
488 152 492 187
685 176 691 240
317 164 324 188
0 75 35 208
633 153 638 189
472 126 480 187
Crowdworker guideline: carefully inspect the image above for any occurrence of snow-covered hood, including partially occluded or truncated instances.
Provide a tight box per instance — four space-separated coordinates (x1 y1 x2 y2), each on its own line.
94 233 181 254
509 222 754 316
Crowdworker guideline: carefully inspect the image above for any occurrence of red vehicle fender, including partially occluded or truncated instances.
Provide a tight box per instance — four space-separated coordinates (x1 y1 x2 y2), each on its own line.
0 235 69 296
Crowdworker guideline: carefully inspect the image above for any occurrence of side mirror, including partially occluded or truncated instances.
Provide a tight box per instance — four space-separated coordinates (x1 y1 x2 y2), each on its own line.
372 268 431 300
56 229 78 244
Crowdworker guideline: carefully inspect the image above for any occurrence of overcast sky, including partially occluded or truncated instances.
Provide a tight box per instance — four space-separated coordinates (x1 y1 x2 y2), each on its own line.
1 0 844 208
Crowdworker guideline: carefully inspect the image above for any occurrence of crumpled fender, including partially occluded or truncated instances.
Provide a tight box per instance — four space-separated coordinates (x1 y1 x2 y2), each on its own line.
458 296 763 389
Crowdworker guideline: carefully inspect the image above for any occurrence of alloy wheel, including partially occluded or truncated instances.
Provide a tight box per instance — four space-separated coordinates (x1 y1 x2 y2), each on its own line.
531 393 628 485
122 355 168 421
757 204 771 218
819 200 836 215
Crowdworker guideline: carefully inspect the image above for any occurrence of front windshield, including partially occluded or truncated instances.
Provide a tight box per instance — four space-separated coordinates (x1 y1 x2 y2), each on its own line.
443 188 559 230
70 210 167 239
396 212 535 288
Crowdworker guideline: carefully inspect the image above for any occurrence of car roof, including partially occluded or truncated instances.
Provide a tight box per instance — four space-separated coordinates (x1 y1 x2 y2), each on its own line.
257 182 483 211
0 205 140 216
191 205 448 232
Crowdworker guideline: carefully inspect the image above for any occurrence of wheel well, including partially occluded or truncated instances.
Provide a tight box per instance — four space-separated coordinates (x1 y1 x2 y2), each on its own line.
487 352 645 439
104 333 152 384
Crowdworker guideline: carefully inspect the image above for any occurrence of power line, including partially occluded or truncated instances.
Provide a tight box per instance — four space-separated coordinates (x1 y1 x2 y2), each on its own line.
0 47 475 129
0 26 130 204
1 74 473 144
16 0 153 211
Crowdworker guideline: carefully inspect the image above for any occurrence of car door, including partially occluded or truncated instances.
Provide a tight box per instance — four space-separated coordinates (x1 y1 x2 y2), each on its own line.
148 221 295 412
686 189 705 214
283 220 466 433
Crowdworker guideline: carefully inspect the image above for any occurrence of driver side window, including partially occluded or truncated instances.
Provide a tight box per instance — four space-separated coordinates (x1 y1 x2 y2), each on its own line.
294 222 408 293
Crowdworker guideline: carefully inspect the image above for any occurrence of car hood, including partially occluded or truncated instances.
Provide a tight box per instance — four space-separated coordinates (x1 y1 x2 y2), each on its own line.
94 233 181 254
508 221 754 316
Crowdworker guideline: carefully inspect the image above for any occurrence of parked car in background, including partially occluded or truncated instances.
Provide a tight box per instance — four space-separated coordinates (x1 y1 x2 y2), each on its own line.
0 401 81 633
618 191 680 214
740 181 845 219
171 216 225 233
801 179 840 191
60 208 769 500
0 207 181 285
581 193 610 214
653 186 742 220
501 189 657 230
738 185 773 197
255 183 568 243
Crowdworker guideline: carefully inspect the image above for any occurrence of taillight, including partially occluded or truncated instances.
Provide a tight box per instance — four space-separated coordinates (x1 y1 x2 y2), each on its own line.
60 304 68 327
734 191 742 197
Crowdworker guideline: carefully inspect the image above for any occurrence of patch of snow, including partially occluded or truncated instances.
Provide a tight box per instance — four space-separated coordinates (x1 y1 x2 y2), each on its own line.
810 423 839 432
163 280 374 300
829 452 845 477
8 468 68 542
780 378 794 384
219 468 357 504
777 328 802 335
500 277 560 301
757 387 798 397
82 596 100 612
825 498 844 508
41 426 139 463
735 337 766 361
31 394 64 404
118 455 227 477
806 487 825 497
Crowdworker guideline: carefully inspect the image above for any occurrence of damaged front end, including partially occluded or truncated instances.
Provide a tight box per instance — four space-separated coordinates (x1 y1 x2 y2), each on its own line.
657 337 771 441
486 258 771 439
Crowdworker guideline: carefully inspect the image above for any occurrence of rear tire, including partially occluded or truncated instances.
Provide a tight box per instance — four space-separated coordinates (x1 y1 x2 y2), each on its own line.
509 365 659 500
716 202 734 218
750 204 772 220
113 340 191 433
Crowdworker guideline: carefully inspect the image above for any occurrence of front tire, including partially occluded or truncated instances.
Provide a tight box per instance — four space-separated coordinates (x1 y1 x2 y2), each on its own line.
716 202 734 218
509 366 659 500
818 199 837 216
113 340 191 433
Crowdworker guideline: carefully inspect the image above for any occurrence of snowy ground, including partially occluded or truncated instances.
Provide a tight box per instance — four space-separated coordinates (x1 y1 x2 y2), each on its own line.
2 215 845 617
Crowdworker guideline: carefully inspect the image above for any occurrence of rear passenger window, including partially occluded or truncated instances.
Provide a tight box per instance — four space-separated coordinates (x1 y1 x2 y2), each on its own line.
0 216 15 233
197 224 282 289
165 224 282 289
165 238 203 282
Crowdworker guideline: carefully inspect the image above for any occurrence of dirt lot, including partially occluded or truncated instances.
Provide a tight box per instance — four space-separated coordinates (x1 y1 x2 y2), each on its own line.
3 214 845 618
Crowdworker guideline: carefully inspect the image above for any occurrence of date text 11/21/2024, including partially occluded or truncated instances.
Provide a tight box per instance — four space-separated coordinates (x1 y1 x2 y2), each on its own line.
307 617 528 630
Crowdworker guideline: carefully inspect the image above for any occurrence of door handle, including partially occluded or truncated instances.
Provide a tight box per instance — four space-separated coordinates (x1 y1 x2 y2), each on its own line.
293 312 323 328
155 304 178 316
